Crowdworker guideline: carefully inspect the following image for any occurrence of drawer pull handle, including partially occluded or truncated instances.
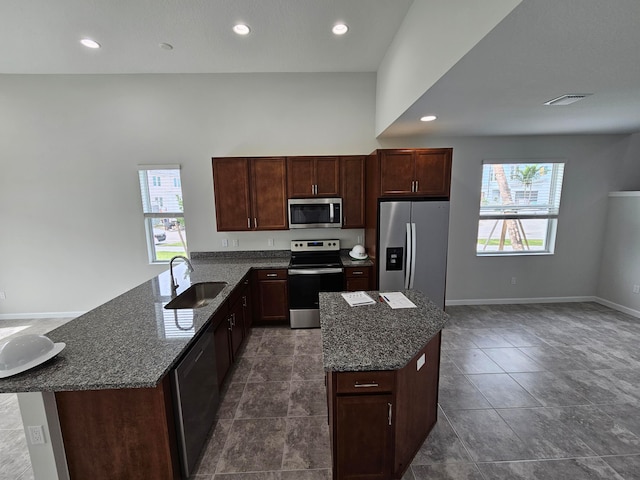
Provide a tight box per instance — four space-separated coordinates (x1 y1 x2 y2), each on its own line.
266 273 278 277
354 382 379 388
388 402 393 425
352 271 364 275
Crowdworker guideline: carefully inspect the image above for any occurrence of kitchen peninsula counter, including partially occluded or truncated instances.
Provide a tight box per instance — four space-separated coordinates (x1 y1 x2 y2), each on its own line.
0 252 289 393
319 290 448 480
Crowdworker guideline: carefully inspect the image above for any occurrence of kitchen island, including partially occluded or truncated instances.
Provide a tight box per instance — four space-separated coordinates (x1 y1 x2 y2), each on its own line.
0 252 289 480
320 290 448 480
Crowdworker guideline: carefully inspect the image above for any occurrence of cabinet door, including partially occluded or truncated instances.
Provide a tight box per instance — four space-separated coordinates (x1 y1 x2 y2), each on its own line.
250 157 288 230
241 278 252 334
212 157 252 231
254 270 289 323
315 156 340 196
335 394 393 480
379 150 415 196
229 297 245 358
213 310 232 388
340 156 365 228
287 157 315 197
414 149 452 196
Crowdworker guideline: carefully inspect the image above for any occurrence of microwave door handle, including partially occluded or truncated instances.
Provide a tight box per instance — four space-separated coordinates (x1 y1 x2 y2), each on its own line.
410 222 417 289
330 203 334 223
405 223 412 289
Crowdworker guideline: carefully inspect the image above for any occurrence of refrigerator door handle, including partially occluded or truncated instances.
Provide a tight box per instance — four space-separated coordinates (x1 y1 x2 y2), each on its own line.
405 223 412 289
410 222 417 288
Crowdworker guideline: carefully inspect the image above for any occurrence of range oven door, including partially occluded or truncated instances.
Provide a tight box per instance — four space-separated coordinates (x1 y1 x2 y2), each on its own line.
288 267 344 328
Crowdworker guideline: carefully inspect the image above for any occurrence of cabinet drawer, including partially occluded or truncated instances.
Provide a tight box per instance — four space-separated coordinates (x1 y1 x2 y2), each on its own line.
336 371 394 394
256 269 288 280
345 267 370 278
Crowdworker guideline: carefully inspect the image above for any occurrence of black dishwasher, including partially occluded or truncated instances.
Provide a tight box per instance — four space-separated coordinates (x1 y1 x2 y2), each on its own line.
171 322 219 478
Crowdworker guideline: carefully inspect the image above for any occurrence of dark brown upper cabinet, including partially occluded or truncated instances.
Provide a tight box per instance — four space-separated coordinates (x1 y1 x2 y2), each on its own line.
212 157 288 231
377 149 452 198
340 155 366 228
287 156 340 198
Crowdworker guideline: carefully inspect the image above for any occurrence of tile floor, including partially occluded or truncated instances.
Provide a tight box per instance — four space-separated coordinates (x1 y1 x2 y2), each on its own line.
3 303 640 479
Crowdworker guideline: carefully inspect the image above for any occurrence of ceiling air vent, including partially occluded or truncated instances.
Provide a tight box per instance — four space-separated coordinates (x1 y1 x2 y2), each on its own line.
544 94 593 106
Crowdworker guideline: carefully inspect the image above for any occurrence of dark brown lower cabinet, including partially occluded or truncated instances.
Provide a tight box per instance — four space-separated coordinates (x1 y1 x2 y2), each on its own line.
344 266 372 291
335 394 393 480
253 269 289 324
213 308 232 389
327 331 442 480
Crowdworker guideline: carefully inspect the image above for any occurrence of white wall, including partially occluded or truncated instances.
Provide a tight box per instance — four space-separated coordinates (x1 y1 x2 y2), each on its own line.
597 193 640 316
379 134 630 303
0 72 636 316
0 73 377 316
375 0 521 135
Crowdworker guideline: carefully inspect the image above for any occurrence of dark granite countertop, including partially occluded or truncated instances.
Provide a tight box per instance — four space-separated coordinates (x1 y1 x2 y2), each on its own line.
0 253 289 393
339 252 374 268
320 290 448 372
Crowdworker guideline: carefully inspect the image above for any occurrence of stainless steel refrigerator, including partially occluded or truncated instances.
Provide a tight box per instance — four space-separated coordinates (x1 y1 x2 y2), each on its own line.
378 200 450 309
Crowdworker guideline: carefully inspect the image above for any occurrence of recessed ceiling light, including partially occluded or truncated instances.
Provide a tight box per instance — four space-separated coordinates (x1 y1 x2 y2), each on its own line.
233 24 251 35
332 24 349 35
80 38 101 49
420 115 437 122
159 43 173 51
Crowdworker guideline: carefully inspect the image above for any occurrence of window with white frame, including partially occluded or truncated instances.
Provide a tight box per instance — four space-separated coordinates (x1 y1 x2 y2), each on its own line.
138 166 188 263
477 161 565 255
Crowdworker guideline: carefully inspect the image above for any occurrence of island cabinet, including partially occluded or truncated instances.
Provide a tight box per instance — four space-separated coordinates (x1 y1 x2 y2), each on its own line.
252 268 289 324
369 148 452 198
212 156 288 231
287 156 340 197
340 155 366 228
327 332 441 480
344 266 371 291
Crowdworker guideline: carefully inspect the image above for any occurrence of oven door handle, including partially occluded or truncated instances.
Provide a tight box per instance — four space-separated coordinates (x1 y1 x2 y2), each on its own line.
289 268 344 275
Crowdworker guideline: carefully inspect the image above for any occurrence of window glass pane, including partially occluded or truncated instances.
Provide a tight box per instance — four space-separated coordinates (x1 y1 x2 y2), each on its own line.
477 161 564 255
138 166 187 263
477 218 556 253
139 169 184 214
480 163 565 216
147 217 187 262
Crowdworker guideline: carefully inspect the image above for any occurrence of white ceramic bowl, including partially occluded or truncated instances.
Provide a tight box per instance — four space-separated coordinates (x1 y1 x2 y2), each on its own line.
349 244 368 260
0 334 65 379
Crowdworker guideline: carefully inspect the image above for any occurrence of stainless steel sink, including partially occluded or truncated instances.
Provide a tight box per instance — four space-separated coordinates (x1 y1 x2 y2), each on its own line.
164 282 227 309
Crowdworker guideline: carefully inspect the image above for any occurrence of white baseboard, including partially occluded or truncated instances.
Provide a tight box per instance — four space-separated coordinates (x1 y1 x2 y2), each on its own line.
0 311 84 321
445 296 596 306
593 297 640 319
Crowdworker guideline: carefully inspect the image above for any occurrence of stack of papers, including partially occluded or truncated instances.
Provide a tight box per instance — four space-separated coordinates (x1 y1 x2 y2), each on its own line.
341 291 376 307
379 292 417 309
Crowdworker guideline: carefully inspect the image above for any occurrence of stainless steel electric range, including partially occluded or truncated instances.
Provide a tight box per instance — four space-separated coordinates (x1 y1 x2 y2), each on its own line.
288 239 344 328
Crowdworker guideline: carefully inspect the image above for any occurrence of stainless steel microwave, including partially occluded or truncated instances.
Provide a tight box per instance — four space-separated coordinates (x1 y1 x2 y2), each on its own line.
288 198 342 229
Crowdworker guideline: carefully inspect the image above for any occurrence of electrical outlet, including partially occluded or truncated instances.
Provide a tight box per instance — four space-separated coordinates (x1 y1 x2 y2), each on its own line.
0 291 5 300
633 285 640 294
232 239 239 247
221 239 228 247
357 235 362 244
27 425 46 445
511 277 517 285
268 238 274 247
